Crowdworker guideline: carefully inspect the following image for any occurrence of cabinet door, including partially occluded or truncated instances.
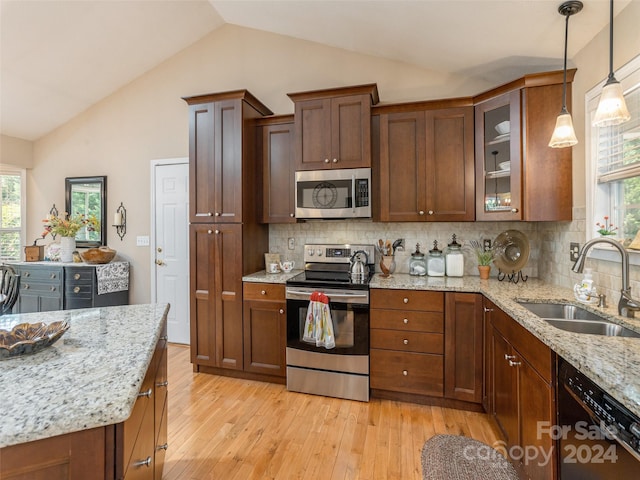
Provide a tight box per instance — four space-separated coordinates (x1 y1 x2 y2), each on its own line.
475 91 522 221
378 111 427 221
294 98 331 170
444 292 483 403
243 299 286 376
330 94 372 169
492 328 518 447
189 102 217 222
425 107 475 221
262 122 295 223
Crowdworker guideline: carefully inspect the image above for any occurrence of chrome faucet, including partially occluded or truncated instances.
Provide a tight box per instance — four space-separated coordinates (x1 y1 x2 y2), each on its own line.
572 237 640 317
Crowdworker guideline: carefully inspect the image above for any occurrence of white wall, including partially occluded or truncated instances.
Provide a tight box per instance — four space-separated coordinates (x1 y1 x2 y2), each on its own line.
0 135 33 169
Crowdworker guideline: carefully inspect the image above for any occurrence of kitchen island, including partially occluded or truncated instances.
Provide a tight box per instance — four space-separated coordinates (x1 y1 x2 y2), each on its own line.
0 303 169 479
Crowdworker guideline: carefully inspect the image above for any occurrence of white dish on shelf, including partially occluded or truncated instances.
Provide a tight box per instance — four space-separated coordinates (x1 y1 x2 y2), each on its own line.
486 169 510 179
499 161 510 171
495 120 510 135
490 133 510 143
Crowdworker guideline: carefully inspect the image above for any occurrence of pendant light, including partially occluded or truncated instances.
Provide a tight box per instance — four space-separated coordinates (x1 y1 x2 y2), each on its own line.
592 0 631 127
549 1 583 148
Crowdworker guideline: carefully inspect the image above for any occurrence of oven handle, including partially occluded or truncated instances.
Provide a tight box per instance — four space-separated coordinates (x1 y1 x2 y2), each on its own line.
286 289 369 300
600 421 640 462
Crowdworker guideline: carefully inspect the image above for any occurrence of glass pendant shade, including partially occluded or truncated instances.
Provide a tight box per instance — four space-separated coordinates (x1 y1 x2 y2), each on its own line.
592 79 631 126
549 110 578 148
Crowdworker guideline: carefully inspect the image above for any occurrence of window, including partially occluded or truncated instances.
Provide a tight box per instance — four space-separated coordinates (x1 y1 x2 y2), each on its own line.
587 54 640 247
0 168 26 261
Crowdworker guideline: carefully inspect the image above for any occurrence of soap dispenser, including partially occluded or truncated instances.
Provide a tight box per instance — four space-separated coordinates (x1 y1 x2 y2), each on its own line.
574 267 597 304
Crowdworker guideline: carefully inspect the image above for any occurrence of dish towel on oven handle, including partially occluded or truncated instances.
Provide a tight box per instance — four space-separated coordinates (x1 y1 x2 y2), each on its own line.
302 291 336 349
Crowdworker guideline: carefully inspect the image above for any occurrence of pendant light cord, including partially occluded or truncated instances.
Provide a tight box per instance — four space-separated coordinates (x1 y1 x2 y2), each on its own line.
608 0 615 82
562 11 570 111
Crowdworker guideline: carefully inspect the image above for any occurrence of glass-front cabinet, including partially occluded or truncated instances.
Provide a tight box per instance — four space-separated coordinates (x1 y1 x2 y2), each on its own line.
475 90 522 221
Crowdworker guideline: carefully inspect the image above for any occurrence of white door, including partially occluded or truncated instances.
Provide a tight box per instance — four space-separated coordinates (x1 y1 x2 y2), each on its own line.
152 160 189 344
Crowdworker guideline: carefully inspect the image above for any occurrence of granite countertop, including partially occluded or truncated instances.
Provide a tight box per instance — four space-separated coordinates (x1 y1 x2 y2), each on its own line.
243 269 303 284
243 271 640 418
0 303 169 448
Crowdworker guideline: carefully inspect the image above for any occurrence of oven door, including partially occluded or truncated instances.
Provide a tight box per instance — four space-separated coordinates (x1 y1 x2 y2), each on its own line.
286 286 369 356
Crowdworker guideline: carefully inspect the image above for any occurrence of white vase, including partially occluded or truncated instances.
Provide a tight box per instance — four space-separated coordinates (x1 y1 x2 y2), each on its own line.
59 236 76 263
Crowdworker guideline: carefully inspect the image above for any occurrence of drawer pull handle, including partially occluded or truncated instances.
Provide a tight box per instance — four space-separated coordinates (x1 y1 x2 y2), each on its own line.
483 307 494 312
403 298 409 304
138 388 152 398
133 456 152 467
50 273 56 279
402 370 408 376
508 360 522 367
504 354 517 361
403 339 409 345
403 318 408 324
73 286 80 293
157 443 169 451
74 273 81 280
50 286 57 292
279 309 284 314
261 290 266 295
156 380 168 388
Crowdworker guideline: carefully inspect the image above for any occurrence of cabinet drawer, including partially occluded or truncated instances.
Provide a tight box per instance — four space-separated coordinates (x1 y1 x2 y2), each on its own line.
371 289 443 312
371 329 443 354
370 349 443 396
18 267 63 284
243 282 285 302
20 281 62 295
370 309 443 333
122 364 154 470
65 267 94 284
65 283 93 297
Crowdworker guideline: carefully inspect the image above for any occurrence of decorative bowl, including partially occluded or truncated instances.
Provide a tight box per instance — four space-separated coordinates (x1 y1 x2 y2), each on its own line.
0 321 69 359
80 246 116 264
495 120 510 135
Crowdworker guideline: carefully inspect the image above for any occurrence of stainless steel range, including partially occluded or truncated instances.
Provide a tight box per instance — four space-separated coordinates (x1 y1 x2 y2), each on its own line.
285 243 375 402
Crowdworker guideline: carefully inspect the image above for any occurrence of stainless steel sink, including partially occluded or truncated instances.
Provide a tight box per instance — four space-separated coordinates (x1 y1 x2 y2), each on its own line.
517 301 640 338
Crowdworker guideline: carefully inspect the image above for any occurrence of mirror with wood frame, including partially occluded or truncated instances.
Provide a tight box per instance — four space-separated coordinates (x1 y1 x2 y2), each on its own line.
65 176 107 248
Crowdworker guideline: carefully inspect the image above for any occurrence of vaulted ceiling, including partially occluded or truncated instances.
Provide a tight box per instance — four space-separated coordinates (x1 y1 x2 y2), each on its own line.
0 0 629 142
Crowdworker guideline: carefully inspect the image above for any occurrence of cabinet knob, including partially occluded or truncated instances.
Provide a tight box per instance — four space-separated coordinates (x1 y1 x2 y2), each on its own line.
279 309 284 314
402 370 408 376
24 272 30 277
215 212 220 216
207 212 213 216
290 213 295 217
74 273 81 280
418 210 425 215
215 230 220 235
23 284 29 289
403 339 409 345
324 158 330 163
156 380 168 388
508 360 522 367
511 208 519 213
137 388 152 398
403 318 409 324
157 443 169 451
133 456 152 468
207 229 213 234
261 290 266 295
50 286 57 292
73 286 80 293
50 273 56 279
332 158 338 163
403 298 409 304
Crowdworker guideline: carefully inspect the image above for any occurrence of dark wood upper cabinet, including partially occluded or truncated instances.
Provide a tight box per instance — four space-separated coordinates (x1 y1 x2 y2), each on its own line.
474 70 574 221
375 102 475 222
258 115 296 223
288 84 379 170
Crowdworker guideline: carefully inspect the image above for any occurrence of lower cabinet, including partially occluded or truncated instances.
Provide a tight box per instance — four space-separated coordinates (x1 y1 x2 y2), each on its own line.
242 282 287 378
484 298 556 480
370 289 445 398
0 324 168 480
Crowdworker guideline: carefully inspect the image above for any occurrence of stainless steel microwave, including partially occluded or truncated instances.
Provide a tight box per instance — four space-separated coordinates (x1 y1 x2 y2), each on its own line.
295 168 371 219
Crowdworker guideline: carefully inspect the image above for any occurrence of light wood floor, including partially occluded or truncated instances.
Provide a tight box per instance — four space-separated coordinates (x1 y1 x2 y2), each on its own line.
163 344 503 480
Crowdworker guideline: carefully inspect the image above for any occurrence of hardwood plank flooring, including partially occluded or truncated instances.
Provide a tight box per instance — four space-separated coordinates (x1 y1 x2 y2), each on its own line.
163 344 503 479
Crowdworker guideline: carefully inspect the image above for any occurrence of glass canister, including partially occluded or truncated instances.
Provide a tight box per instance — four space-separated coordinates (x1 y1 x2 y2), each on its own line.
427 241 445 276
445 234 464 277
409 243 427 276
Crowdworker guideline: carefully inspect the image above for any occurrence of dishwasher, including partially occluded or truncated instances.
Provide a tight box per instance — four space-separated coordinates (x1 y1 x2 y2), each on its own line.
557 357 640 478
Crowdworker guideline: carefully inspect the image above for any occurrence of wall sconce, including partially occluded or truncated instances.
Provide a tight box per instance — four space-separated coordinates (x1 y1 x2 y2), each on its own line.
592 0 631 127
113 202 127 241
48 204 59 239
548 1 582 148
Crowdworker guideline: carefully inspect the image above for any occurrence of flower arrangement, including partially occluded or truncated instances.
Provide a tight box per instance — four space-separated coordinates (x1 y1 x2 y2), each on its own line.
42 213 100 238
596 216 618 236
470 240 494 266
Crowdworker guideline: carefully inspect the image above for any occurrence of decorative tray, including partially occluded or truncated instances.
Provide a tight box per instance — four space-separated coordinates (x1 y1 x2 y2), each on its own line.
0 321 69 359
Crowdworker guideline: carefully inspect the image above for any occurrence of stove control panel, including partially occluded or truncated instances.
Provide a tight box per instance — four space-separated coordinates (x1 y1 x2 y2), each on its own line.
304 244 375 265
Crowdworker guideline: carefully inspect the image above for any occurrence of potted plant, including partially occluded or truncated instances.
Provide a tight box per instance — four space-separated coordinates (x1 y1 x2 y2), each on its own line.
470 240 494 279
42 213 99 262
596 216 618 237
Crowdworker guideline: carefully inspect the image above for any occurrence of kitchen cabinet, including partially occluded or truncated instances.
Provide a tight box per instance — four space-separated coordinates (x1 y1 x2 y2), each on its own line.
484 298 556 480
258 115 296 223
287 84 379 170
370 289 444 398
184 90 272 224
374 102 475 222
242 282 286 378
444 292 483 404
474 70 574 221
184 90 270 375
12 263 129 313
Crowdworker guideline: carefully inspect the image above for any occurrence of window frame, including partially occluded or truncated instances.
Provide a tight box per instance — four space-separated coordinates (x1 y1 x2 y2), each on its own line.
0 167 26 262
586 53 640 265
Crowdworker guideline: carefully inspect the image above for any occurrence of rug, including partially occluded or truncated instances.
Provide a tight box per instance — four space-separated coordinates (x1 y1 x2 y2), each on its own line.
421 434 519 480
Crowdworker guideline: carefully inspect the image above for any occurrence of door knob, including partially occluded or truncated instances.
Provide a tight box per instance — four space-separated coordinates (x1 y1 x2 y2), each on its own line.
155 259 166 266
